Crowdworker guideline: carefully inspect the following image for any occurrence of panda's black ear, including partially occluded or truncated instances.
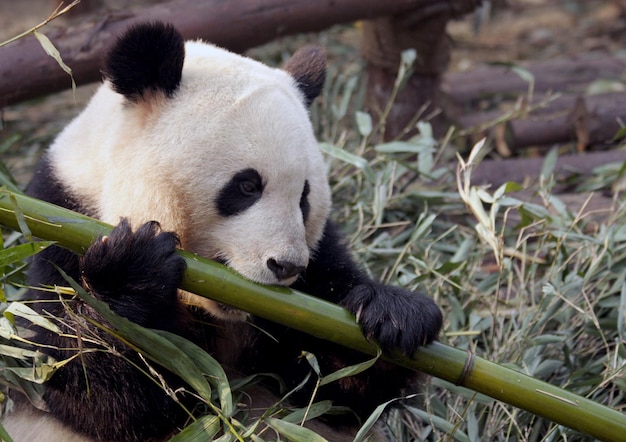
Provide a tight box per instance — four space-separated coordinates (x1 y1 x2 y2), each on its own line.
283 46 326 107
104 22 185 102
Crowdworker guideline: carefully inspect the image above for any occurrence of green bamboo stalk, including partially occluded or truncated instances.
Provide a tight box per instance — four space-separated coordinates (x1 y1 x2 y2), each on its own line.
0 189 624 441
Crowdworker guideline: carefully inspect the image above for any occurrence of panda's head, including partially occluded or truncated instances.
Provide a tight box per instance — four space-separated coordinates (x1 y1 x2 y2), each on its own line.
50 22 331 318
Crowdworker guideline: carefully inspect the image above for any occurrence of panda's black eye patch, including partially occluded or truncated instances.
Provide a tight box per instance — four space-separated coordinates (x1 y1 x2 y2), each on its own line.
300 180 310 223
217 168 264 217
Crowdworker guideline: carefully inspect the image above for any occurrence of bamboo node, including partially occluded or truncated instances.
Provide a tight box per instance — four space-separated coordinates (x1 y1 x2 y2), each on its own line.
456 348 475 386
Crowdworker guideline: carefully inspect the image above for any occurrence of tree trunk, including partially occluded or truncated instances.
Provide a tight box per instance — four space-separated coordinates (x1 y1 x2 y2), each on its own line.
360 0 482 139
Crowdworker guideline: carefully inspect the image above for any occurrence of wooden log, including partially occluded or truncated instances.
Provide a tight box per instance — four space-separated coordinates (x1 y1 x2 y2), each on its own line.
0 0 462 107
442 56 626 105
471 150 626 188
456 92 626 150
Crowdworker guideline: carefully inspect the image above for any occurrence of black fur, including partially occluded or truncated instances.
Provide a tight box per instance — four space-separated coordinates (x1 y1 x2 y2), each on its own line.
300 180 310 222
23 158 192 441
283 46 327 107
216 168 264 217
104 22 185 101
17 22 443 441
294 222 442 355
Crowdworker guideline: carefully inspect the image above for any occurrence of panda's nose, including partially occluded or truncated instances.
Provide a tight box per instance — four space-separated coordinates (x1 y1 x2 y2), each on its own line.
267 258 306 281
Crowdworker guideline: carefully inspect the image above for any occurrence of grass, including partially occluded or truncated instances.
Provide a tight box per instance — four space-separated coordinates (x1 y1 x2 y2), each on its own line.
0 22 624 442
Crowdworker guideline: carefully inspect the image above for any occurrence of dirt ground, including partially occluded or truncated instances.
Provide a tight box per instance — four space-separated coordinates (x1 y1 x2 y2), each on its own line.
448 0 626 71
0 0 625 185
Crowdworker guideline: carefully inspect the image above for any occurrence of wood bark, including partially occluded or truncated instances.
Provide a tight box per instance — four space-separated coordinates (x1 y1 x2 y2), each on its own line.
456 92 626 150
1 0 466 106
360 0 482 139
471 150 626 188
442 56 626 105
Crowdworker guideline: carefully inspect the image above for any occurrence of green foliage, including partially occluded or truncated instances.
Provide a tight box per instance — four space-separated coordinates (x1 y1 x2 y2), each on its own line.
0 31 624 441
308 52 626 440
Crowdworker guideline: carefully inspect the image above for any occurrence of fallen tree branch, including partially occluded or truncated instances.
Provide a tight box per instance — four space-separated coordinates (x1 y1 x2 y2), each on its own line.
471 150 626 187
442 56 626 104
455 92 626 151
0 0 472 106
0 189 624 440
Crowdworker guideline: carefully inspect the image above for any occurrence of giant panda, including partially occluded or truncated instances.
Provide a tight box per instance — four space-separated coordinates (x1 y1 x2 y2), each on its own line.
3 22 443 441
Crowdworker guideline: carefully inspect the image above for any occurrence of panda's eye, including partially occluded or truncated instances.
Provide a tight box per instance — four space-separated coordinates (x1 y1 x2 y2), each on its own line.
239 180 258 196
217 168 264 217
300 180 310 222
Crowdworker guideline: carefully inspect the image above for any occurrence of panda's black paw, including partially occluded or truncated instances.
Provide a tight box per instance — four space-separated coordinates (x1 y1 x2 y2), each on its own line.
341 283 442 355
81 219 185 313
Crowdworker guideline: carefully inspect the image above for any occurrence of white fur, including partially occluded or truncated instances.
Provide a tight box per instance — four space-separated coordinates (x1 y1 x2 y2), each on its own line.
3 404 93 442
49 40 331 314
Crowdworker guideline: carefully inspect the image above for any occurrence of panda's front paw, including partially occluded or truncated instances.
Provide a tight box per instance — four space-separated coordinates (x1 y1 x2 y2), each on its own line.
341 283 442 355
81 219 185 308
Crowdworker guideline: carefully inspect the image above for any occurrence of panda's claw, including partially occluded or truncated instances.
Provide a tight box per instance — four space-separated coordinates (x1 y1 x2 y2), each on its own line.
341 283 443 355
354 304 363 324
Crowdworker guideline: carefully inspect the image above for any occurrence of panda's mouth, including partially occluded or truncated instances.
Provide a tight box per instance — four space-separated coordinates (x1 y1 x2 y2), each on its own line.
213 256 302 287
185 255 302 320
198 257 267 320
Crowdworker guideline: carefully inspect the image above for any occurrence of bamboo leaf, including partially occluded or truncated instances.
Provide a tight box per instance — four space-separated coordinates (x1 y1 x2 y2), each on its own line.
355 111 372 137
0 344 46 360
33 30 76 92
618 282 626 343
2 365 56 384
303 351 322 377
353 395 409 442
0 241 53 267
541 147 558 179
266 417 329 442
0 423 13 442
511 65 535 85
5 302 61 334
331 76 357 120
153 330 233 416
406 406 470 442
467 405 479 442
611 125 626 142
409 213 436 244
8 193 32 241
319 142 375 182
320 350 380 386
375 141 429 154
168 414 221 442
280 401 333 424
